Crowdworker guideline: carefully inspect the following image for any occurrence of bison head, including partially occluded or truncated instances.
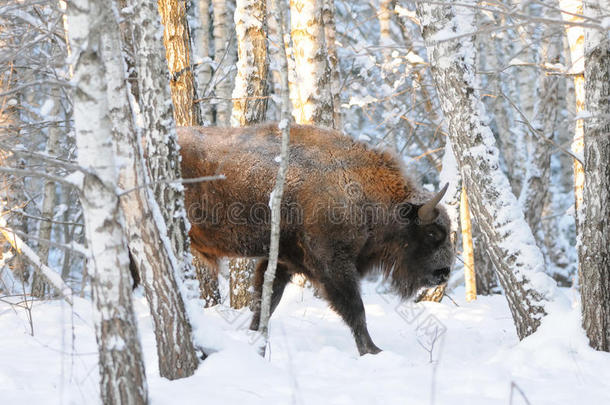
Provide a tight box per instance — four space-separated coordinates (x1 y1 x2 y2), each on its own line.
386 183 455 299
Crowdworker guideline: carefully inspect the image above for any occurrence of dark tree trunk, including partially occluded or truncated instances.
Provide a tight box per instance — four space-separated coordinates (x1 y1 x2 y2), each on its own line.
580 0 610 352
416 0 559 339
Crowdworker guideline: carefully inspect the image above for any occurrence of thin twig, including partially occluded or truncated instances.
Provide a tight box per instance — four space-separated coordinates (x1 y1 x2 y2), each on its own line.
0 166 79 187
6 147 84 173
0 226 88 257
499 90 584 165
117 174 226 197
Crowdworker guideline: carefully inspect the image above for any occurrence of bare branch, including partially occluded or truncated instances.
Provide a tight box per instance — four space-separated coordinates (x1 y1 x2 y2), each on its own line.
0 222 74 305
117 174 226 197
499 90 584 165
0 166 79 187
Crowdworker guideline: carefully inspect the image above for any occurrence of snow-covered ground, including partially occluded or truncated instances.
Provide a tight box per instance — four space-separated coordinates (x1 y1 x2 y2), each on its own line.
1 281 609 405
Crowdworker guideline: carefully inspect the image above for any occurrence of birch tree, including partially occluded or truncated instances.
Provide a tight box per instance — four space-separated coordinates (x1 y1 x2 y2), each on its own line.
158 0 201 126
322 0 341 127
66 0 147 401
256 0 291 355
461 188 476 302
106 0 200 379
228 0 269 308
579 0 610 352
490 12 527 196
155 0 220 305
559 0 586 233
416 0 560 339
32 93 61 297
189 0 214 124
518 3 562 243
230 0 269 126
212 0 236 124
290 0 335 127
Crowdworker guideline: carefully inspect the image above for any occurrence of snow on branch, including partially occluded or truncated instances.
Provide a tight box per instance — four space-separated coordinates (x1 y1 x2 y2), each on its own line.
0 219 74 305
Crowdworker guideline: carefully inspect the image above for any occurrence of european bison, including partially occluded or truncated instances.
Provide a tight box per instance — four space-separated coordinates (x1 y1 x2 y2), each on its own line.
178 123 454 355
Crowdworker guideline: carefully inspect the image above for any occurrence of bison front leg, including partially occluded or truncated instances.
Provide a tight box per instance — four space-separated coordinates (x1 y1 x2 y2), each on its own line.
320 259 381 356
249 259 292 331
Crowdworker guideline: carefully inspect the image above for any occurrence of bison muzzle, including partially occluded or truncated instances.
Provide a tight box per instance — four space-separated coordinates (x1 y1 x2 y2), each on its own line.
178 123 454 355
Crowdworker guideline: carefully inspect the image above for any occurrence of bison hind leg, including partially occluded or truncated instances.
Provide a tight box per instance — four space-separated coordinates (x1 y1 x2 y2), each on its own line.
249 259 292 331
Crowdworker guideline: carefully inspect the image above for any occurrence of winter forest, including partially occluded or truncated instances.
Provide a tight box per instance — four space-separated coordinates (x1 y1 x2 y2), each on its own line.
1 0 609 403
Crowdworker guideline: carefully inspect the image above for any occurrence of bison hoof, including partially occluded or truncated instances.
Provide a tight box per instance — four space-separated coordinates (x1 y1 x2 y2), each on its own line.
358 344 382 356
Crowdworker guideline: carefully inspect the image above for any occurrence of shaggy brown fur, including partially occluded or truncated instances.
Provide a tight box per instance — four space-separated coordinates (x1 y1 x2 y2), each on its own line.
178 123 454 355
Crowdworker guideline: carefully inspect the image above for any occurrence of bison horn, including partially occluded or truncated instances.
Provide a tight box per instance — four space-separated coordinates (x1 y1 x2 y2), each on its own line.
418 183 449 223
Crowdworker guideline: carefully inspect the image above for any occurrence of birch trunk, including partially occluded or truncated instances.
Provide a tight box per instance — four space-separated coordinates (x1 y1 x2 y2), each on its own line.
109 0 199 378
580 0 610 352
158 0 201 126
461 188 476 302
473 220 499 295
322 0 341 128
190 0 214 124
230 0 269 126
489 11 526 195
66 0 148 401
257 0 292 354
378 0 399 151
229 0 270 308
518 4 561 243
32 91 61 297
290 0 334 127
228 257 254 309
559 0 586 234
0 48 28 284
416 0 560 339
212 0 236 124
129 0 213 305
379 0 393 60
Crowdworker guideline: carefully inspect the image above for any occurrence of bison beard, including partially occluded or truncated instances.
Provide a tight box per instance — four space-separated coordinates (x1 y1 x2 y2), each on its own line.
178 124 454 355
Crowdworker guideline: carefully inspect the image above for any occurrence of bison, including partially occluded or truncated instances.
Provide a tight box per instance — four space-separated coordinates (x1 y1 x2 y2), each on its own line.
178 123 454 355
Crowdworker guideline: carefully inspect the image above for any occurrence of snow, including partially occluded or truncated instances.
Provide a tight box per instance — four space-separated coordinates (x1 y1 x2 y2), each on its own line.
346 95 376 108
63 171 84 188
2 282 609 405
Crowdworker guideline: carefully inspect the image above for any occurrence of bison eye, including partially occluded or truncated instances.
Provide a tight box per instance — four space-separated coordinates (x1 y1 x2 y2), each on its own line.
426 229 445 243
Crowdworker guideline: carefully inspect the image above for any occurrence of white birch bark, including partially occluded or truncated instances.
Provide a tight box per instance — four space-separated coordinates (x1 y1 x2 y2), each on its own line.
212 0 236 124
490 17 527 195
258 0 292 354
190 0 214 124
580 0 610 352
290 0 334 127
32 91 61 297
559 0 586 234
128 0 206 305
416 0 560 339
66 0 148 401
322 0 341 128
377 0 397 151
230 0 269 126
107 0 199 378
519 3 561 239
